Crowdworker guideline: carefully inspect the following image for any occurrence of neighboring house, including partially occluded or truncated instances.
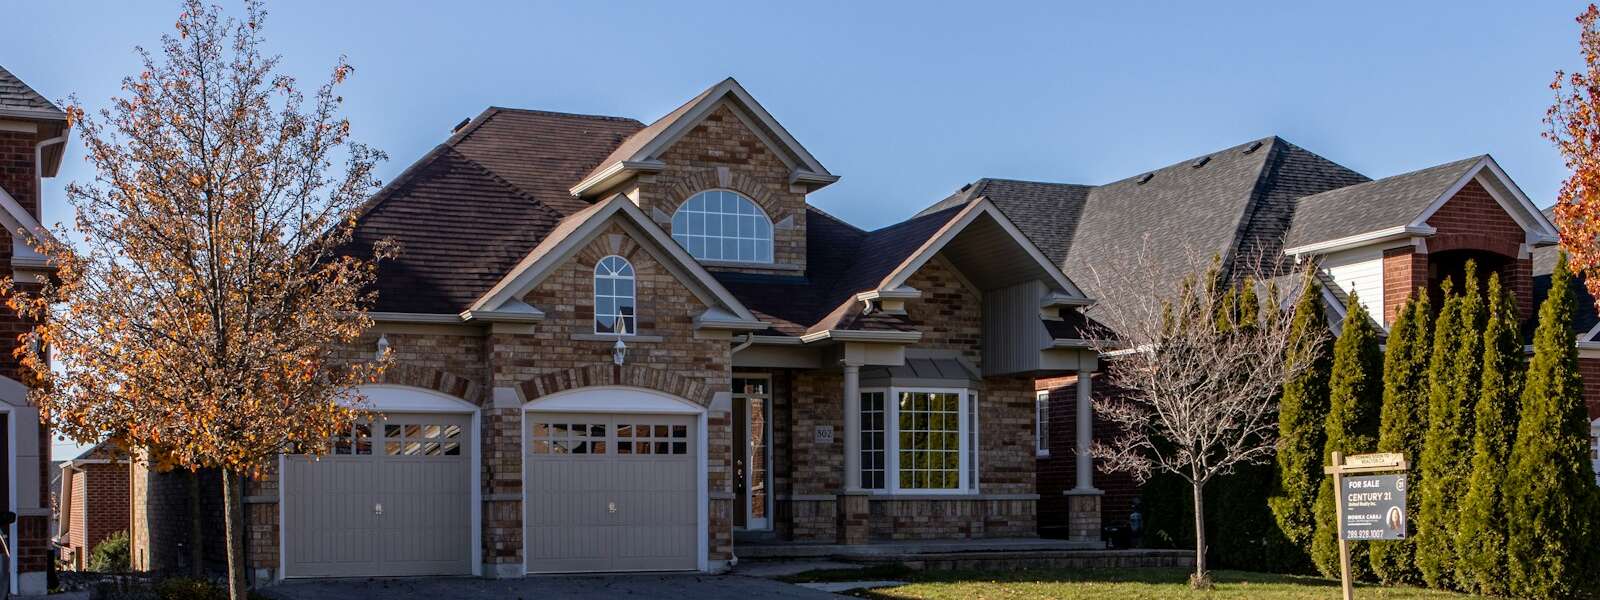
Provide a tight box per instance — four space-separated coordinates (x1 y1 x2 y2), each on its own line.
55 443 132 569
948 139 1573 532
0 64 69 595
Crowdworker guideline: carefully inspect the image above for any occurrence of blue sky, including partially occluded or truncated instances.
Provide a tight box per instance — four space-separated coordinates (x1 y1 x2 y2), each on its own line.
2 1 1590 457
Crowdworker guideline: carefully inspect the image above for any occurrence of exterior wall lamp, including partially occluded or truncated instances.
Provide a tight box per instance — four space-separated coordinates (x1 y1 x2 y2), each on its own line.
612 338 628 366
376 334 391 361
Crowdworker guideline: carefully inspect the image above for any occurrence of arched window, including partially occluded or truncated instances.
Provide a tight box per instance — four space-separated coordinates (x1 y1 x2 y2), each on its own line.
671 190 773 263
594 255 635 335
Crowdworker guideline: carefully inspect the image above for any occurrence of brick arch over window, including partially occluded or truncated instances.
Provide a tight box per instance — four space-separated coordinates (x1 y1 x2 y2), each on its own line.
518 365 713 408
371 363 483 405
665 170 782 219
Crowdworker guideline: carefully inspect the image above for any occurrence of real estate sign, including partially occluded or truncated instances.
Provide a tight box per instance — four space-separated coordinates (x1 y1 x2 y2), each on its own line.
1339 474 1407 541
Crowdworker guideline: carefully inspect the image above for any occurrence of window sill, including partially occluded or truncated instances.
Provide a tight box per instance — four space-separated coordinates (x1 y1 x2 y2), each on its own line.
570 333 665 343
1036 451 1051 458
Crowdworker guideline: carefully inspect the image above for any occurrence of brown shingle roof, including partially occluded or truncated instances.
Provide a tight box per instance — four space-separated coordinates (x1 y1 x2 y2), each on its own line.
449 107 643 216
342 145 566 314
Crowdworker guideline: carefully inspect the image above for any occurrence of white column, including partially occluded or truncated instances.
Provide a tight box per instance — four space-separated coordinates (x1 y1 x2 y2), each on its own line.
842 364 862 492
1074 368 1097 491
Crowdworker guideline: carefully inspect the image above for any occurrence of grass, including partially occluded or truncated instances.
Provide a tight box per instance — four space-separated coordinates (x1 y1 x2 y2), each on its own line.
783 567 1477 599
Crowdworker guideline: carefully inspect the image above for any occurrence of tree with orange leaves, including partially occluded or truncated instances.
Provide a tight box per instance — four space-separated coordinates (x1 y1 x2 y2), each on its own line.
5 2 392 597
1550 4 1600 304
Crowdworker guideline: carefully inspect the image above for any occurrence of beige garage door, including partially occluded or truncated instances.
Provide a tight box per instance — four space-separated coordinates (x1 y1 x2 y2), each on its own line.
524 412 698 573
283 413 471 577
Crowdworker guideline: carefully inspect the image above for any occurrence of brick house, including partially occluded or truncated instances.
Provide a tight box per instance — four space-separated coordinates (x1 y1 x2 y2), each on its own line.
118 78 1100 582
947 140 1584 531
55 443 132 570
0 65 68 595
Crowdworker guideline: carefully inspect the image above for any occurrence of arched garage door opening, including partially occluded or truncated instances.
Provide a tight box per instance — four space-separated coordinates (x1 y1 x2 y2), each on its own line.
523 386 707 574
280 385 481 578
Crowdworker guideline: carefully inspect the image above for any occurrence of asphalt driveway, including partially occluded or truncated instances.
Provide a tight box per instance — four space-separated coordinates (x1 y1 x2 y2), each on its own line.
259 573 840 600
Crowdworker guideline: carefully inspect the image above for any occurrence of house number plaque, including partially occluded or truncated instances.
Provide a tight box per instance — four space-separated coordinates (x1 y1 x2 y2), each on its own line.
814 425 834 445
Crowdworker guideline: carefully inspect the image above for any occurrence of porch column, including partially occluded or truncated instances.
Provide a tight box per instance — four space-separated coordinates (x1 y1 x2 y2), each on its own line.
837 363 869 545
1065 368 1104 546
1073 368 1096 492
842 364 861 492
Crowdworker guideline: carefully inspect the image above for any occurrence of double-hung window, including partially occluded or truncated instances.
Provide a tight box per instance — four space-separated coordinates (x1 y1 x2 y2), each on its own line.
858 387 978 493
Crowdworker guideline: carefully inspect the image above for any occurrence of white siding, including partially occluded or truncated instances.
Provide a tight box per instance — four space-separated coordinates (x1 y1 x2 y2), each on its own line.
1320 245 1385 320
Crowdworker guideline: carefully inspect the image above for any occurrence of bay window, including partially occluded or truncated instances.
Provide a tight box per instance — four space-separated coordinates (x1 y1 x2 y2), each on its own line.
857 387 978 493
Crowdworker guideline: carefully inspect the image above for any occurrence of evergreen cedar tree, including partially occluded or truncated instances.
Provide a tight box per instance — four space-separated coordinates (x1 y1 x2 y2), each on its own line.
1269 273 1333 566
1416 263 1485 589
1505 253 1600 599
1455 274 1524 595
1368 291 1431 585
1310 291 1383 579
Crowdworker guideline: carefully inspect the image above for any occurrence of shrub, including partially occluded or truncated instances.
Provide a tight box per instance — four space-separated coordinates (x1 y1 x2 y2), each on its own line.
1310 292 1382 579
88 530 131 573
1369 291 1430 584
1268 274 1333 566
1455 274 1523 595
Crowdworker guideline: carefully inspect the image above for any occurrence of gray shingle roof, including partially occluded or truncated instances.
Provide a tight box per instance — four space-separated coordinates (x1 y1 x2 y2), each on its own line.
955 137 1369 322
0 65 65 119
1283 156 1483 250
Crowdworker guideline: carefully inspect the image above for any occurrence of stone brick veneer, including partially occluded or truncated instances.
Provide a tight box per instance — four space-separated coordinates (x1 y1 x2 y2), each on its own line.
769 257 1041 542
635 103 808 274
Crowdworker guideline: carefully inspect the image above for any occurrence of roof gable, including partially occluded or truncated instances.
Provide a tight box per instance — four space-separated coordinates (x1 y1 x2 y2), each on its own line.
467 194 762 329
1284 155 1558 255
571 78 837 197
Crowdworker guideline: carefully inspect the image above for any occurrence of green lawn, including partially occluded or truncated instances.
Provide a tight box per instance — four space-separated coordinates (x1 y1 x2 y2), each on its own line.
784 567 1476 600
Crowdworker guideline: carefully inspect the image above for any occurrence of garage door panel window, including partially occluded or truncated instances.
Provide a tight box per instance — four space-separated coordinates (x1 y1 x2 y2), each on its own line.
857 387 976 494
332 422 373 455
617 421 689 455
531 421 608 455
383 421 464 456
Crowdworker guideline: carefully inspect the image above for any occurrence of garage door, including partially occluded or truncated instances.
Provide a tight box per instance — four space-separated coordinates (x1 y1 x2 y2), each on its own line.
283 413 471 577
524 412 698 573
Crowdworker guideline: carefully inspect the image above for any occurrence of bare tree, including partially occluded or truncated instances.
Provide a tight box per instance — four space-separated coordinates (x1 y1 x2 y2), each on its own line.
1084 240 1326 588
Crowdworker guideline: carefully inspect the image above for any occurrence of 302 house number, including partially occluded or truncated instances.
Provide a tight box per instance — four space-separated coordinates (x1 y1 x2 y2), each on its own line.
814 425 834 445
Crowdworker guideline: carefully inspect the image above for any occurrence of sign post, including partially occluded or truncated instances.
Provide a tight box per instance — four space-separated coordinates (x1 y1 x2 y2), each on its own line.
1324 451 1409 600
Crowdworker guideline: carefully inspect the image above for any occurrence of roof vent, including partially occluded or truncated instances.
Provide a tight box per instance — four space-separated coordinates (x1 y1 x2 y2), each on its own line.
450 118 471 134
959 182 973 192
1191 156 1211 168
1136 173 1154 185
1244 140 1264 154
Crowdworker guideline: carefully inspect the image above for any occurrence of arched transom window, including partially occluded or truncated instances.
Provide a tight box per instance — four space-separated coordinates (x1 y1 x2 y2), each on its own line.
594 255 636 335
671 190 773 263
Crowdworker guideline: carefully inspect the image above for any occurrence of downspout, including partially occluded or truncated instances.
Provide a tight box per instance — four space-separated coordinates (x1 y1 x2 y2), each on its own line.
731 333 756 355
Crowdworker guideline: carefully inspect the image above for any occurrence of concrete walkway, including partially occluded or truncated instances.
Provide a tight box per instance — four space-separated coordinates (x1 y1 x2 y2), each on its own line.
259 573 839 600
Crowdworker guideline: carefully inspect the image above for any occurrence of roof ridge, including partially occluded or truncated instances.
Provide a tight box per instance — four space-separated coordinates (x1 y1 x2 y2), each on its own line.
1098 135 1279 186
484 106 643 123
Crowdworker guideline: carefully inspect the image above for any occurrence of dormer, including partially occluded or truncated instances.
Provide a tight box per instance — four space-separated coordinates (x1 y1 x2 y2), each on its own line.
571 78 837 275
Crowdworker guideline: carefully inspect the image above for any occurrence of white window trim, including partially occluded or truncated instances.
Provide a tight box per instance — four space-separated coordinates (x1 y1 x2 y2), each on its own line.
1035 390 1050 458
859 386 978 496
593 255 636 335
670 189 775 265
733 374 773 531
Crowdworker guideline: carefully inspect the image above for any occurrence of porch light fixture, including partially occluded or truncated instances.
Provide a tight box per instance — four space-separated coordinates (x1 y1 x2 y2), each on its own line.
375 334 391 361
612 338 628 366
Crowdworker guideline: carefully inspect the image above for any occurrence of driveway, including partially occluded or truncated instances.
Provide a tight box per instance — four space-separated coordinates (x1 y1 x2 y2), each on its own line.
260 573 840 600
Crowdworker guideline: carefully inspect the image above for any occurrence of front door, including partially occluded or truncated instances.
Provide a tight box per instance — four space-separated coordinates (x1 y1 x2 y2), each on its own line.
732 377 770 530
